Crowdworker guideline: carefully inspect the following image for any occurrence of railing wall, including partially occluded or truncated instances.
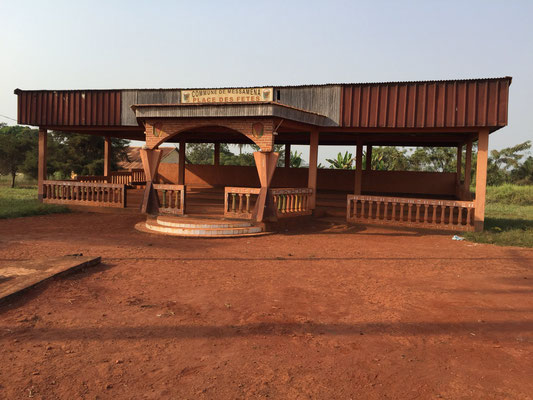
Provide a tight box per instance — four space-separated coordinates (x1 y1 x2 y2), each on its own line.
77 169 146 185
347 195 475 231
271 188 313 218
224 187 261 219
43 180 126 208
153 184 185 215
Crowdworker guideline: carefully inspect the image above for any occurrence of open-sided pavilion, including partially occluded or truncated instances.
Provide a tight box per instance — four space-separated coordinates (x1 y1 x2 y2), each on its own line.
15 77 511 233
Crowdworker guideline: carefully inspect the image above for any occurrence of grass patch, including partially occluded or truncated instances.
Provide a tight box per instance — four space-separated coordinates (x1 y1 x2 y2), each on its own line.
0 183 69 219
485 184 533 206
464 203 533 248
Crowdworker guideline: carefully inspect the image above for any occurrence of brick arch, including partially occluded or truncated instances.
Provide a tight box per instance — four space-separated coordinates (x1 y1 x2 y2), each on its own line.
143 119 274 152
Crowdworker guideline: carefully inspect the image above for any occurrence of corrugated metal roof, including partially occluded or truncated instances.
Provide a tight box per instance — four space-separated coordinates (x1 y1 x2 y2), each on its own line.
13 76 511 93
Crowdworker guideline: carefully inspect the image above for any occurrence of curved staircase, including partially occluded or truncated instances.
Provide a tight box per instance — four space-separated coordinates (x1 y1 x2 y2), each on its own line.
136 215 267 238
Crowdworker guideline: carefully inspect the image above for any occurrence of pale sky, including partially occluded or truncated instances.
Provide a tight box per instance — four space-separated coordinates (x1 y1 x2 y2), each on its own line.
1 0 532 163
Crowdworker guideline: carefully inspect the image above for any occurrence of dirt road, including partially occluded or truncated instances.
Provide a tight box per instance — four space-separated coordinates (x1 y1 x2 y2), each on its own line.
0 213 531 399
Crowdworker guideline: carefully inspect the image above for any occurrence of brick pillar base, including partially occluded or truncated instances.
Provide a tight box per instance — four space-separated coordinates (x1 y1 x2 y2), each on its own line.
253 151 279 222
140 148 162 214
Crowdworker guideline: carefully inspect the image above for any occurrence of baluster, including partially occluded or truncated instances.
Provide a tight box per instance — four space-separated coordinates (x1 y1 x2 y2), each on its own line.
291 194 295 213
238 194 244 212
440 205 446 224
415 204 421 222
231 193 237 212
383 201 388 221
407 204 412 222
399 203 404 222
449 206 455 226
162 189 167 208
246 194 251 213
392 203 397 221
431 205 437 224
466 207 472 227
376 201 381 220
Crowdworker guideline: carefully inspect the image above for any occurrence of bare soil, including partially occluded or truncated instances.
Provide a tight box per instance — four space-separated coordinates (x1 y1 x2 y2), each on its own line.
0 212 532 399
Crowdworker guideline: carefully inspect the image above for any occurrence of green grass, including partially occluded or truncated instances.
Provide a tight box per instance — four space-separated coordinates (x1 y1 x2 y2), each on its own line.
485 184 533 206
464 185 533 248
0 176 69 219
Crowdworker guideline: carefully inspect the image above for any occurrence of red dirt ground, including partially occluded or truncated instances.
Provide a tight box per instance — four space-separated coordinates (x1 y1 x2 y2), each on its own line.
0 212 532 399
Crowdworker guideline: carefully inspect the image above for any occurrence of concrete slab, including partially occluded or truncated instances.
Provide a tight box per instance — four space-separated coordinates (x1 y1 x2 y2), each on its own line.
0 256 101 301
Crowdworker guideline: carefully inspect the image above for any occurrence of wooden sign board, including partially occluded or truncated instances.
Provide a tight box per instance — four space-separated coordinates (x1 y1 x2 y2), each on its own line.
181 87 273 104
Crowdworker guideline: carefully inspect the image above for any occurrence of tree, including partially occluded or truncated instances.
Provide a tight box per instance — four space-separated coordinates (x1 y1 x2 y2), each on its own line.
0 125 36 187
186 143 215 165
408 147 457 172
326 151 354 169
487 140 531 185
510 156 533 185
290 151 303 168
48 132 129 177
367 147 410 171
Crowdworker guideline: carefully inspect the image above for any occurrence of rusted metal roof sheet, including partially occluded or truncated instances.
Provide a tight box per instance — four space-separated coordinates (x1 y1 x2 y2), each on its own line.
14 77 511 131
339 78 511 129
15 89 121 126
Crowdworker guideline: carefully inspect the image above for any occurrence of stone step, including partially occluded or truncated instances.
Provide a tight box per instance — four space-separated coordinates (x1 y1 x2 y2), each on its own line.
137 215 267 237
143 220 264 237
157 215 252 229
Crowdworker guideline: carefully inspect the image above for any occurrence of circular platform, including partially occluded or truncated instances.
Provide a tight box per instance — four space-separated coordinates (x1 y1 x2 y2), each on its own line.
135 215 270 238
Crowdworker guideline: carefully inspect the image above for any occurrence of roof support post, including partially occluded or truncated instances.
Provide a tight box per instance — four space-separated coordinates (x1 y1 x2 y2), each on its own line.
464 138 473 199
140 148 162 214
178 141 186 185
474 129 489 232
456 144 463 184
284 144 291 168
354 139 363 195
104 136 112 178
253 151 279 222
214 143 220 166
365 145 372 171
38 128 47 202
307 130 319 209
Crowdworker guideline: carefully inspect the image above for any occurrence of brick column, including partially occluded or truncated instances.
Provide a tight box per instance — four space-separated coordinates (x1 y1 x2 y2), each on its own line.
474 129 489 232
104 136 112 178
214 143 220 166
284 144 291 168
38 128 47 201
140 148 162 214
464 138 473 197
456 144 463 185
354 139 363 195
307 130 319 209
178 141 186 185
365 145 372 170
